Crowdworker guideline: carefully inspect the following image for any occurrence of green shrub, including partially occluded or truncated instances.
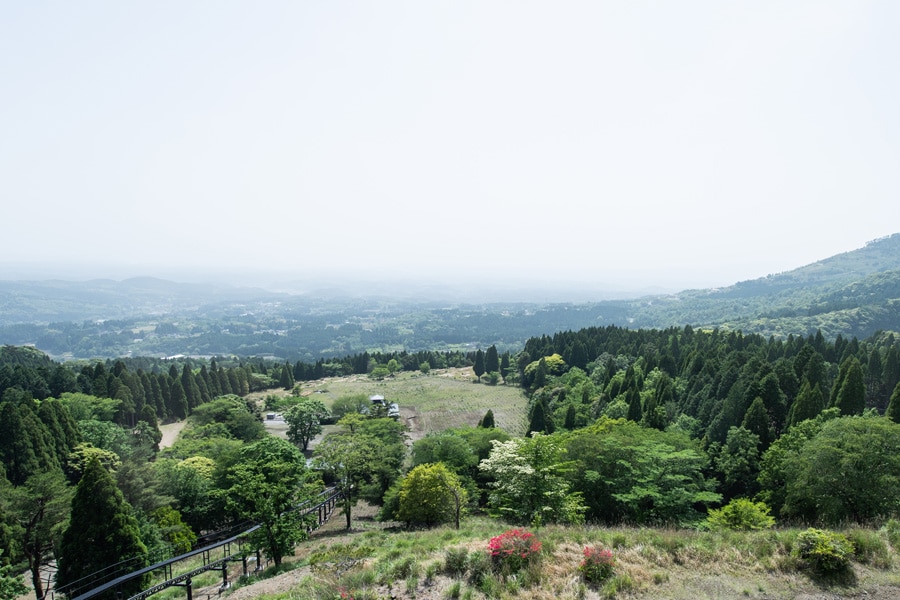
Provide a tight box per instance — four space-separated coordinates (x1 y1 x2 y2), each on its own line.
793 528 855 574
844 528 890 568
579 546 615 583
466 551 492 585
706 498 775 531
444 547 469 577
884 519 900 550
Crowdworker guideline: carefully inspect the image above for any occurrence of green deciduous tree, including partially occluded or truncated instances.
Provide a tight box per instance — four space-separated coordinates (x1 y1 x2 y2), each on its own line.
284 398 329 451
225 437 318 567
312 433 379 529
780 413 900 524
397 463 468 529
0 549 27 600
566 418 720 525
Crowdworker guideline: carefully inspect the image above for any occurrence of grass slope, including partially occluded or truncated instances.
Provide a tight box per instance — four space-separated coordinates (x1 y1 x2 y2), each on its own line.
293 367 529 438
225 511 900 600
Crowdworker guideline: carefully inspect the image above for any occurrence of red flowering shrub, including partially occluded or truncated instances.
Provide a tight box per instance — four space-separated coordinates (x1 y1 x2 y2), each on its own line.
488 529 542 573
580 546 615 583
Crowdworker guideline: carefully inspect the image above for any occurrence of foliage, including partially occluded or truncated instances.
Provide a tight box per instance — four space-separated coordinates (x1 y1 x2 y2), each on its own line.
313 432 380 529
226 437 320 566
443 547 470 577
793 528 854 574
330 394 370 420
479 434 585 525
0 549 27 600
8 471 72 600
396 463 467 529
579 546 615 583
706 498 775 531
56 459 149 599
284 398 330 451
487 529 541 575
189 395 264 442
566 418 720 524
778 414 900 524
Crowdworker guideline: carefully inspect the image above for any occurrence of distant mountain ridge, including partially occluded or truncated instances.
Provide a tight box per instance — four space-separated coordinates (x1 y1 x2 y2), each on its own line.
0 235 898 359
620 233 900 339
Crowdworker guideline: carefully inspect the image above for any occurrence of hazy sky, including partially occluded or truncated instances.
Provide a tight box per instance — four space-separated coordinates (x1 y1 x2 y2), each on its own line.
2 1 898 291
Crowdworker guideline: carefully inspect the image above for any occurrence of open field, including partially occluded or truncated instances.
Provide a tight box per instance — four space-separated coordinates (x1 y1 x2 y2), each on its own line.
265 367 530 440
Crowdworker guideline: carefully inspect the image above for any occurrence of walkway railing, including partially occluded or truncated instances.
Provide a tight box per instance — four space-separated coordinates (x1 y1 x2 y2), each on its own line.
61 486 342 600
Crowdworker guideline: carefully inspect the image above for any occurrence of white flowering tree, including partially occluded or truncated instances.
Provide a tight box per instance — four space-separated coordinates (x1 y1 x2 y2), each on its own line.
479 433 585 525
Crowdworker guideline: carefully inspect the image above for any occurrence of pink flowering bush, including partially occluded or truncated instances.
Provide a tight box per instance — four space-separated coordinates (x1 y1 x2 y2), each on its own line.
580 546 615 583
488 529 542 574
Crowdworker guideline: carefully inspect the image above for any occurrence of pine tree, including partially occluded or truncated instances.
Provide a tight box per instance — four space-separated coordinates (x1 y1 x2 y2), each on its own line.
56 459 148 599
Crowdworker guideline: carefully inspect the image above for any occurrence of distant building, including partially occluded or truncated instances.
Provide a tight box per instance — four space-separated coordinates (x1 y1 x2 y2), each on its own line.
369 394 399 418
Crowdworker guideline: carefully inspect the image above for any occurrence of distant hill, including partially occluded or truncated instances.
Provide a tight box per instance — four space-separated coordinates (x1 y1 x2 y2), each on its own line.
617 233 900 338
0 277 285 324
0 235 898 359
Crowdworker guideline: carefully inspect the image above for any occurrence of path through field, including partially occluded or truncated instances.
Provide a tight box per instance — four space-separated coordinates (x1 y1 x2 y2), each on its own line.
159 421 187 449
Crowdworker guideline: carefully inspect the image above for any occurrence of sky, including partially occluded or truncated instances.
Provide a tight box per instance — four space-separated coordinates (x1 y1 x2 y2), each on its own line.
2 1 899 293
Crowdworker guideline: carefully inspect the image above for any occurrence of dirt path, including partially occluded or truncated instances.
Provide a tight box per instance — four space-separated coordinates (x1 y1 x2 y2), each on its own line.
159 421 187 449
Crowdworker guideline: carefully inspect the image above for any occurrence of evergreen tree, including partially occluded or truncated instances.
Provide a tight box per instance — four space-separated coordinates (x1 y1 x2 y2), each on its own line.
485 345 500 375
181 365 200 410
56 459 148 600
833 357 866 415
0 399 58 487
279 361 294 390
626 387 642 423
742 397 774 450
887 381 900 423
473 349 485 382
479 409 495 428
788 381 825 427
527 401 547 436
167 380 188 420
500 352 511 381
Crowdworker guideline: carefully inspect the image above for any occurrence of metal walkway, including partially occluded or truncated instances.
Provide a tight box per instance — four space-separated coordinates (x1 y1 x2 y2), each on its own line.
63 487 342 600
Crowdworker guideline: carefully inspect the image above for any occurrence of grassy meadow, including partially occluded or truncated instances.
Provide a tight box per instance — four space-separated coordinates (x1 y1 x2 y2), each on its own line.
286 366 529 438
227 512 900 600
